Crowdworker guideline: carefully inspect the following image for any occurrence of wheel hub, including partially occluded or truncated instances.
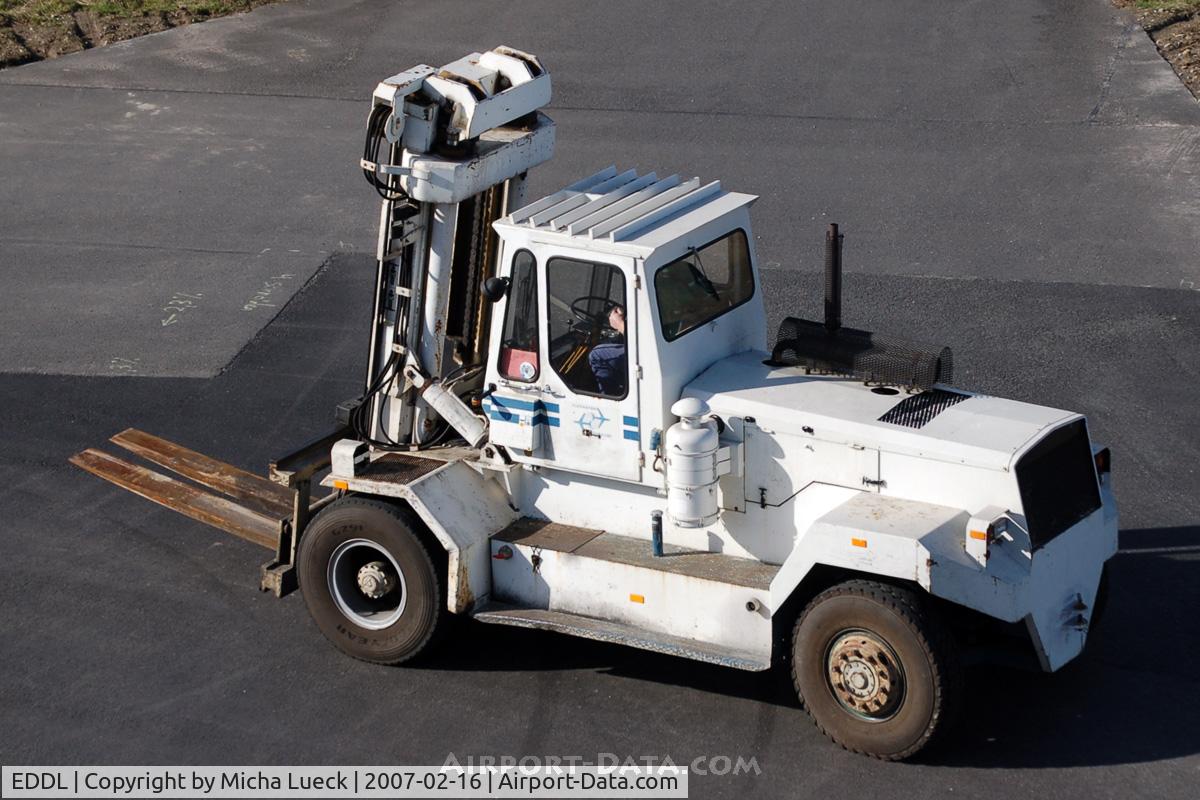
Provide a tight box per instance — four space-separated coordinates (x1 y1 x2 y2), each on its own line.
357 560 395 599
327 538 408 630
826 630 905 721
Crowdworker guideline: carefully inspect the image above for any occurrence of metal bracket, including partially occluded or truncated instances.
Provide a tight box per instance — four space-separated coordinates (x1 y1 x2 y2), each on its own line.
359 159 413 177
261 426 352 597
259 485 341 597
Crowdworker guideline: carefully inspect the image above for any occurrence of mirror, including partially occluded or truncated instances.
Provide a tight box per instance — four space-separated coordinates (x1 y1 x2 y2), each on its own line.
482 276 511 303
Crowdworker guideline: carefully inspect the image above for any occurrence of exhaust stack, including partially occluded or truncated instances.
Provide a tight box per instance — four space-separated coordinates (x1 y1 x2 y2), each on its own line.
768 224 955 391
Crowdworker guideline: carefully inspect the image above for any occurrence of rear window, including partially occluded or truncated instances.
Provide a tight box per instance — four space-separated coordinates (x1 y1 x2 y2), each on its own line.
654 229 754 341
1016 419 1101 549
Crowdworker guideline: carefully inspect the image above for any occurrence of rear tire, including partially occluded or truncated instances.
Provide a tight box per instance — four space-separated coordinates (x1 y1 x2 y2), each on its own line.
297 496 444 665
791 580 959 760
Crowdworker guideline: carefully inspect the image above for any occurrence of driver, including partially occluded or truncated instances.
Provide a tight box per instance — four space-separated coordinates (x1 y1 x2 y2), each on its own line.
588 304 626 396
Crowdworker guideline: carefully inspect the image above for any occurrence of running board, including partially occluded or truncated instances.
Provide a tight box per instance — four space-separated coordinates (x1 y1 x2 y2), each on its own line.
472 604 772 672
70 427 344 597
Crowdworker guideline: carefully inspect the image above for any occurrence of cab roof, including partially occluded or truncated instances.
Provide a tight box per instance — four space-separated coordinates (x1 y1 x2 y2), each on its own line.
492 166 757 258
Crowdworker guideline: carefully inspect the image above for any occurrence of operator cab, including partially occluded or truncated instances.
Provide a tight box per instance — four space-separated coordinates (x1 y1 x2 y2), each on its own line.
486 166 767 485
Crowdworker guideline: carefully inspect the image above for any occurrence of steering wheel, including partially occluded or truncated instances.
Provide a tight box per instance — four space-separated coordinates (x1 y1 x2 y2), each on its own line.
569 295 621 330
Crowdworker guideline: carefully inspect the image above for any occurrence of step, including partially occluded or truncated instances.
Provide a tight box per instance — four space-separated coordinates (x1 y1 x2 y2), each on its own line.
473 603 771 672
493 518 779 589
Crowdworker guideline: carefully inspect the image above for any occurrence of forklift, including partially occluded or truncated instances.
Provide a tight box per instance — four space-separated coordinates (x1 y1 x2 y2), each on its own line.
73 47 1118 760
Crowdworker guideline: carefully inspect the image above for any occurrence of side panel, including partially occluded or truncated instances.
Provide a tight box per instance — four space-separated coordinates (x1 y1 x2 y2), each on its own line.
767 489 948 610
404 463 520 612
744 423 880 506
879 450 1022 521
490 542 773 662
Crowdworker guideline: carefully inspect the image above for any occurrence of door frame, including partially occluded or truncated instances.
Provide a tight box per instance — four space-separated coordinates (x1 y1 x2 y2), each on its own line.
532 245 642 482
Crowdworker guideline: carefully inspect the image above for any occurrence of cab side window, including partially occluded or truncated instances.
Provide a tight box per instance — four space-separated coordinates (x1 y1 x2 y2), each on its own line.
498 250 539 382
654 229 754 341
546 257 627 398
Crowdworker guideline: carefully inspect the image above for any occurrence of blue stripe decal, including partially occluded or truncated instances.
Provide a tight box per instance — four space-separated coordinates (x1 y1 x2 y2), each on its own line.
486 407 519 423
486 410 559 427
623 429 640 441
622 415 639 427
489 395 541 412
484 400 556 415
488 396 561 414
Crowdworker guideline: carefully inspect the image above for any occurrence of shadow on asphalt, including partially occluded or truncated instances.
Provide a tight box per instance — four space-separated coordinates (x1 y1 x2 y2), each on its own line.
416 525 1200 769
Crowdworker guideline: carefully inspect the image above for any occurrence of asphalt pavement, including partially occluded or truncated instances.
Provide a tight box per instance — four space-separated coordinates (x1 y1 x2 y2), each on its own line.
1 1 1198 797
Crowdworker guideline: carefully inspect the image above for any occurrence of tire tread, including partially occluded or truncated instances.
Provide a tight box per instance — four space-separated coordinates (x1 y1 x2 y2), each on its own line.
790 579 960 760
297 495 446 666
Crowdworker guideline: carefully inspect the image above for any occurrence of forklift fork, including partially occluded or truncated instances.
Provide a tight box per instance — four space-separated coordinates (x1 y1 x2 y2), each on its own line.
70 427 347 597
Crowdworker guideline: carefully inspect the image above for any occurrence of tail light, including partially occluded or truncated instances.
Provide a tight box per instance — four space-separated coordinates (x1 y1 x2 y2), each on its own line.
965 510 1009 566
1093 446 1111 476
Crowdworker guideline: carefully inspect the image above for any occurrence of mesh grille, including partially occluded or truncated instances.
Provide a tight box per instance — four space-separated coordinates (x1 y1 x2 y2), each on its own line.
771 317 953 391
878 389 969 428
360 454 444 484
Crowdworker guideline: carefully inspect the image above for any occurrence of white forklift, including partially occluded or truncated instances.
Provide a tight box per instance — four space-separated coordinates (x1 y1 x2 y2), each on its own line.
73 47 1118 760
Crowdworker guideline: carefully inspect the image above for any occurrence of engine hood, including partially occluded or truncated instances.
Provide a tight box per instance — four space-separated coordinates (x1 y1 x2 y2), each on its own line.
684 351 1080 471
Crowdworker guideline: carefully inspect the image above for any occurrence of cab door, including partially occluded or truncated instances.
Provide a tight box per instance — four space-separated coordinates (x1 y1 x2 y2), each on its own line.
537 249 642 482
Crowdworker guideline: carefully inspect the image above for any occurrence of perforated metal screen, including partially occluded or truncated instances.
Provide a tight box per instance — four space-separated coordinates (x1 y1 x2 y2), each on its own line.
771 317 953 391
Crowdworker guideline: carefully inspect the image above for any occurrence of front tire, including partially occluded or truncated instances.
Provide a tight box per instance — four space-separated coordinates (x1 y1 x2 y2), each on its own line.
297 497 444 665
791 580 959 760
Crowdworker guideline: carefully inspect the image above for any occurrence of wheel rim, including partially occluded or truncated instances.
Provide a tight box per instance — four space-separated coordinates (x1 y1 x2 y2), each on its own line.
824 628 906 722
327 538 407 630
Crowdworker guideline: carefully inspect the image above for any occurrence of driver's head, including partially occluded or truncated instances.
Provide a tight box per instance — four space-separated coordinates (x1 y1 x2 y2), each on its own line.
608 304 625 334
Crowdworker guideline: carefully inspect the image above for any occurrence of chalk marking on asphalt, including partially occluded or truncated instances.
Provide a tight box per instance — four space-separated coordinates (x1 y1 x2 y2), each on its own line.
108 357 141 374
243 274 296 312
161 291 203 327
